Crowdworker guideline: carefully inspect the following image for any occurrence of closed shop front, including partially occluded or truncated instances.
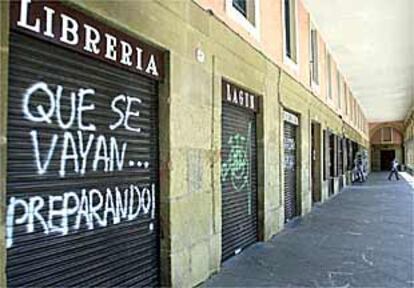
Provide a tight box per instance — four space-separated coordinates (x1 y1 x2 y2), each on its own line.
328 132 337 196
338 136 344 190
341 138 348 187
323 130 329 181
347 139 353 171
221 79 258 261
283 111 299 222
6 1 164 286
323 130 336 196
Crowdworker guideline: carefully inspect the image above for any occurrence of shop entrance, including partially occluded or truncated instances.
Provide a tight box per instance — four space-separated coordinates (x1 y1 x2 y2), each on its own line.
311 122 321 204
6 2 164 285
221 79 259 261
283 111 300 222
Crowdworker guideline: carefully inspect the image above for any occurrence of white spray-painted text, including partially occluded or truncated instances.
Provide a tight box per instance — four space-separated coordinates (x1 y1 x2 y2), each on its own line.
6 184 156 248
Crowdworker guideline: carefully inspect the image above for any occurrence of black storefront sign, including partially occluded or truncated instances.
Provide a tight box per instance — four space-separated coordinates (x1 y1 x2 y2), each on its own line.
10 0 164 80
221 79 259 261
7 1 163 286
222 79 259 112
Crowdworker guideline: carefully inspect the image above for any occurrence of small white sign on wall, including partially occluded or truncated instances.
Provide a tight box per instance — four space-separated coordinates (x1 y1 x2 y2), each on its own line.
284 111 299 126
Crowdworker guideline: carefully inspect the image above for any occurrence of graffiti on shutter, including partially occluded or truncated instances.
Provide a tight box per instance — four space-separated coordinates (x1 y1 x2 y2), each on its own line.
283 120 297 222
221 79 259 261
7 15 161 286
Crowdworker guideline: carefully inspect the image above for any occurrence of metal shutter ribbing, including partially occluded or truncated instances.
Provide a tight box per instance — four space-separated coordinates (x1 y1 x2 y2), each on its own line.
323 130 329 180
7 33 160 287
283 121 297 222
221 102 258 261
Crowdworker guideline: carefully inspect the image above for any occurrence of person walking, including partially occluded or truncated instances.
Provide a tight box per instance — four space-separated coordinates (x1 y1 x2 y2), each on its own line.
357 155 365 182
388 158 400 180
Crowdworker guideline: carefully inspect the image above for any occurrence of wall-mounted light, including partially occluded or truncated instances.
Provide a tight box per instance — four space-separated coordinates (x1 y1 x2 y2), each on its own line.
195 47 205 63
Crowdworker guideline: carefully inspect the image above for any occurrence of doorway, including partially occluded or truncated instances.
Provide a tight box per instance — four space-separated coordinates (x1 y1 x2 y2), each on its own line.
380 150 395 171
283 111 300 222
221 80 258 262
311 122 321 204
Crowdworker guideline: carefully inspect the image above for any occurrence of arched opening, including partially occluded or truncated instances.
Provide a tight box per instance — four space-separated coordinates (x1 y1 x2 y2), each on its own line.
370 127 404 171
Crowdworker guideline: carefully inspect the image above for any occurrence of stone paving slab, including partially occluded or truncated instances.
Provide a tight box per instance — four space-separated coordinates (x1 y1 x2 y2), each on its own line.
204 172 414 288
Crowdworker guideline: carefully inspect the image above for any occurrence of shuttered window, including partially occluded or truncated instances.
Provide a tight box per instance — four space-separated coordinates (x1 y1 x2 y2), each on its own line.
284 0 298 63
310 24 319 84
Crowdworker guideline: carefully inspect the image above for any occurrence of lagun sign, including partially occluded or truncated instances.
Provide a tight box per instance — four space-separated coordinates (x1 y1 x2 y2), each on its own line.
6 0 164 250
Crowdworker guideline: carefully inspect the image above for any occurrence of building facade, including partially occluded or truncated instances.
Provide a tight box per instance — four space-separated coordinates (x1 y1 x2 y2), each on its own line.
0 0 369 287
404 107 414 174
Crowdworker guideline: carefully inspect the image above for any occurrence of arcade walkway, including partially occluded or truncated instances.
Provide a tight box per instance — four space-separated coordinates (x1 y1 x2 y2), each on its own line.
205 173 414 287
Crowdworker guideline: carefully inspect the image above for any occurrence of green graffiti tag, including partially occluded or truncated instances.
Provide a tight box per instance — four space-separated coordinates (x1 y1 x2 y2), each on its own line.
222 122 252 199
222 133 249 192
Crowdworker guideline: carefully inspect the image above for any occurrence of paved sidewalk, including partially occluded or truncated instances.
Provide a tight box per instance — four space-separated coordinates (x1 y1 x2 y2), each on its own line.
204 172 414 288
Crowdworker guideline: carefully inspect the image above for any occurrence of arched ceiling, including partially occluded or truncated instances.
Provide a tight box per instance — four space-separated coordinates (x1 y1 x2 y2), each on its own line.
303 0 414 123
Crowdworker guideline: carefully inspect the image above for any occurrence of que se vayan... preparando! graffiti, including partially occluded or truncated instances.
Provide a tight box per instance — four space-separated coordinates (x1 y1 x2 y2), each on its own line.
6 81 157 249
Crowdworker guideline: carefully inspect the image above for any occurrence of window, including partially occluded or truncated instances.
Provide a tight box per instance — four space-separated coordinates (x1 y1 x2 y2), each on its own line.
337 71 341 108
227 0 260 38
283 0 298 63
232 0 256 24
326 52 332 99
310 24 319 85
233 0 247 16
381 127 392 143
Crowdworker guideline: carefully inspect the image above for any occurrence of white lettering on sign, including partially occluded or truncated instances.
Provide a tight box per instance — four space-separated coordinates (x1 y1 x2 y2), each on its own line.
83 24 101 54
17 0 40 32
60 13 79 45
15 0 161 77
6 184 156 248
43 6 55 38
283 111 299 126
120 40 133 66
225 82 256 110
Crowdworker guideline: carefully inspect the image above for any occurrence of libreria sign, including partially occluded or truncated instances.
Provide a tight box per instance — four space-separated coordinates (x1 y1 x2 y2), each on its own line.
10 0 165 79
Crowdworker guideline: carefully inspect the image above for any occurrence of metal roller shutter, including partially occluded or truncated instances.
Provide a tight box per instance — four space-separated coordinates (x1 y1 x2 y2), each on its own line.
343 138 348 173
328 132 335 196
323 130 329 180
221 103 258 261
347 139 353 171
338 136 343 176
338 136 343 191
283 121 297 222
331 134 338 178
7 33 160 287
